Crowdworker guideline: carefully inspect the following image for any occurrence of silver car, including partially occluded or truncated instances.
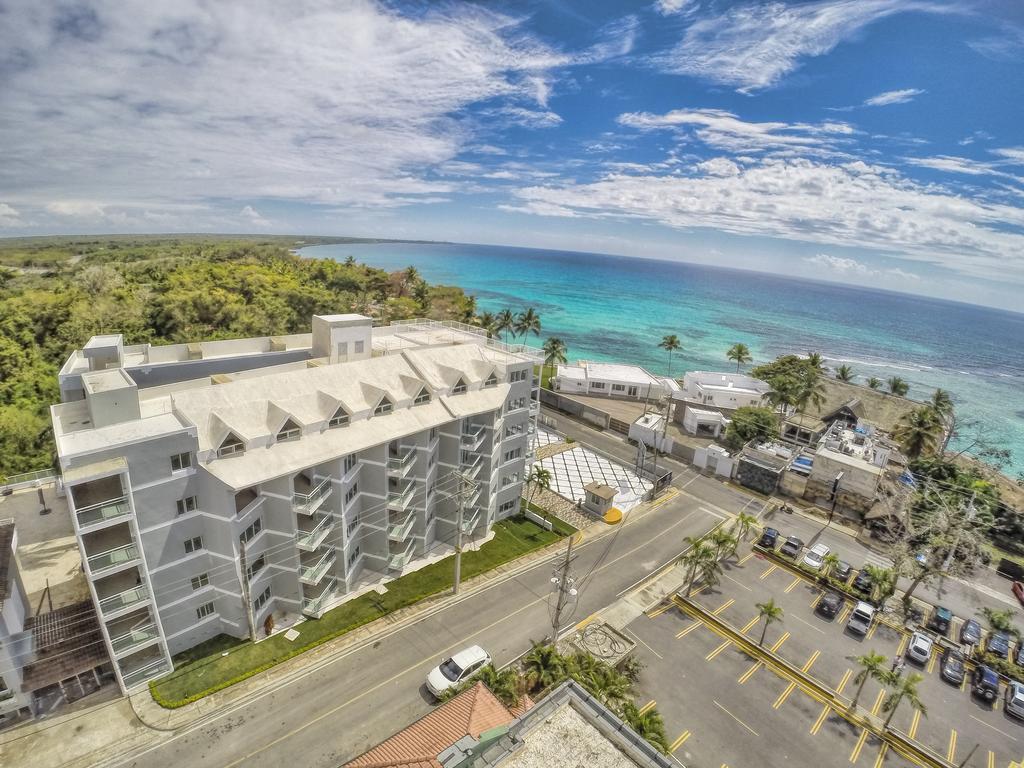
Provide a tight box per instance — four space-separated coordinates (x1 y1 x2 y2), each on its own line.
905 632 933 665
1006 681 1024 720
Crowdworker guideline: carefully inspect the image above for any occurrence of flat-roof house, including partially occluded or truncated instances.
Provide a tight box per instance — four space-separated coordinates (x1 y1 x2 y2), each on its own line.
552 361 679 402
672 372 769 435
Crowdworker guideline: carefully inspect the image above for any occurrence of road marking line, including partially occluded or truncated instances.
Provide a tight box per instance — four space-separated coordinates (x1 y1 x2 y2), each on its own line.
961 673 968 691
873 744 888 768
712 598 735 615
738 661 762 684
850 729 870 763
784 575 802 593
896 634 909 656
623 627 664 660
790 613 826 634
737 552 755 565
669 730 691 752
866 620 879 640
721 571 754 592
909 709 922 740
927 649 939 675
810 704 830 734
713 700 759 737
810 590 824 608
676 621 703 639
836 669 853 695
947 730 957 763
740 616 759 634
639 700 656 715
968 714 1018 741
871 689 886 716
647 603 672 619
773 682 797 709
803 650 821 672
770 631 790 653
706 639 733 661
987 750 994 768
759 564 778 580
838 604 853 623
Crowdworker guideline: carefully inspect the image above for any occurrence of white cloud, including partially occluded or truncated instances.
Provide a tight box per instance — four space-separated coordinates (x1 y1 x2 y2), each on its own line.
654 0 949 92
904 155 1024 183
805 253 875 275
863 88 925 106
992 147 1024 165
0 203 22 227
655 0 696 15
240 205 270 227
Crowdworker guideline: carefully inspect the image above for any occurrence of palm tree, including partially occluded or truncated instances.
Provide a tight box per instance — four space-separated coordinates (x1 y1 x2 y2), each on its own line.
476 311 497 339
567 653 631 711
864 565 896 608
620 702 670 753
680 539 716 597
756 599 784 646
835 364 855 382
462 295 477 322
699 556 724 591
709 529 738 561
866 377 882 390
850 651 888 710
733 511 758 542
887 376 909 396
522 643 566 693
795 373 827 415
515 308 541 341
766 376 801 414
495 309 515 344
542 337 568 370
726 343 752 373
806 352 825 372
526 465 552 517
472 664 524 709
882 671 926 729
343 255 356 266
894 406 943 459
929 388 954 419
659 334 682 379
820 552 840 582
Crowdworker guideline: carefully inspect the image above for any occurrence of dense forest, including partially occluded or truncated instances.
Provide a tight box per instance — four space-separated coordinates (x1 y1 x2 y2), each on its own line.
0 235 474 477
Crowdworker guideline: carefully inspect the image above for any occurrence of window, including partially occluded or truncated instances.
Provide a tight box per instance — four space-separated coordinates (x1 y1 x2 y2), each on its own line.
347 545 361 567
344 453 357 473
176 495 198 515
329 407 350 429
414 388 431 405
428 451 436 468
484 372 498 388
374 397 393 415
171 452 193 472
506 397 526 412
190 573 209 591
499 499 518 514
218 434 245 458
346 514 360 536
611 384 625 392
253 585 272 613
246 554 266 581
429 427 438 441
184 536 203 554
505 423 525 438
239 517 263 545
196 602 215 620
345 483 359 504
354 340 364 354
503 447 522 463
509 369 528 383
502 472 520 488
276 419 301 442
590 381 606 390
452 378 467 395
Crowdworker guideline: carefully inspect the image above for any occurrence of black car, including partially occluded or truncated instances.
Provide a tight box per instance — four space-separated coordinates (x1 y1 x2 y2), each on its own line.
780 536 804 558
833 560 852 582
1015 642 1024 667
960 618 983 645
816 592 843 619
972 665 1000 702
940 648 966 686
987 630 1011 659
927 606 953 636
758 527 779 549
851 570 873 598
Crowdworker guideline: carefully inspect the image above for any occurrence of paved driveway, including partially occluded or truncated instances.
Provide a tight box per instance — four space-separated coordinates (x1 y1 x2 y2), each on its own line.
538 445 653 511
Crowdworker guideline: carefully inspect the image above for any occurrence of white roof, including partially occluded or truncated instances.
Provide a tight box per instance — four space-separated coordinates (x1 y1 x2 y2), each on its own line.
555 365 586 381
684 371 769 394
584 361 661 385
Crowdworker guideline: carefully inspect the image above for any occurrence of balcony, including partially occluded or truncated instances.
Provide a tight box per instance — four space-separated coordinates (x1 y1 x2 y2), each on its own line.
88 542 141 576
387 481 415 512
388 540 415 572
76 495 132 531
461 424 486 451
296 513 334 551
234 488 266 518
119 654 167 689
386 446 417 478
461 454 484 481
302 578 337 618
299 549 336 586
293 476 332 515
99 584 150 618
529 401 540 417
461 508 482 534
110 623 160 656
388 510 416 542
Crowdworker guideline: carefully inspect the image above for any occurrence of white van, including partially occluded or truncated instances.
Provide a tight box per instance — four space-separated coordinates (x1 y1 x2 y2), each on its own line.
846 602 875 635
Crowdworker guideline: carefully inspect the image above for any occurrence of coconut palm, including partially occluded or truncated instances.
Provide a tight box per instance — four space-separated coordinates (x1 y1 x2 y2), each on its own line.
620 702 670 753
894 406 943 459
866 377 883 390
766 376 801 413
756 599 784 646
820 552 840 582
494 308 516 344
733 511 758 542
462 295 477 322
709 529 738 560
850 651 888 710
882 671 926 729
476 311 497 339
929 388 954 419
795 373 827 415
887 376 910 396
698 556 724 591
515 308 541 341
727 343 752 373
835 364 855 382
567 653 631 710
522 643 566 693
680 538 716 597
526 465 552 518
472 664 524 708
864 565 897 608
659 334 682 379
806 352 825 372
542 337 568 372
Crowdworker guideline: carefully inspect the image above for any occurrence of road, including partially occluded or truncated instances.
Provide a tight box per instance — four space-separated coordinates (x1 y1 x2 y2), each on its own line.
106 491 726 768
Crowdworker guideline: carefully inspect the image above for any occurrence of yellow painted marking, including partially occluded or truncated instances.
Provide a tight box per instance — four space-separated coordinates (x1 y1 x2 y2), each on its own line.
676 621 703 639
908 709 922 740
871 689 885 716
810 590 824 608
810 703 830 734
712 598 735 615
784 575 802 593
759 563 778 580
803 650 821 672
836 669 853 695
647 603 672 619
960 673 968 692
740 616 759 634
775 651 820 709
873 744 888 768
769 631 790 653
705 638 733 661
896 634 909 656
946 730 957 763
865 620 879 640
638 700 656 715
738 661 762 684
669 730 691 753
927 649 939 675
986 750 994 768
850 729 870 763
738 552 755 565
838 603 853 623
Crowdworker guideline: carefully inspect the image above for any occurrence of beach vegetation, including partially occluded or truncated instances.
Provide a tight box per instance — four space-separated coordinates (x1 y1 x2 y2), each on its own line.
658 333 682 379
867 377 883 389
888 376 910 396
723 406 779 450
895 406 943 459
835 364 855 382
726 342 752 372
514 307 541 340
495 308 516 344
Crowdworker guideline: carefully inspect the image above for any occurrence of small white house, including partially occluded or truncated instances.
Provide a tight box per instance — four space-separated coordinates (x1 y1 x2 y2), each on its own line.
628 412 675 454
674 371 770 412
553 361 679 401
583 482 618 516
681 406 730 438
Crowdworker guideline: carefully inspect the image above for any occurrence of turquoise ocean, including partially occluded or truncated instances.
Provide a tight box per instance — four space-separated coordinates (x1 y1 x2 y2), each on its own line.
302 242 1024 477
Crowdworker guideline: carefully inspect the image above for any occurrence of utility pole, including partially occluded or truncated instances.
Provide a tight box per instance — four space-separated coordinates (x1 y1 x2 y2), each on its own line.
446 469 478 596
550 533 577 641
239 538 256 642
650 396 671 500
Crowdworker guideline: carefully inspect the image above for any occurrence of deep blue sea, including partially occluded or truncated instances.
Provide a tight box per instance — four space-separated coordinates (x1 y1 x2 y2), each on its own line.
302 242 1024 476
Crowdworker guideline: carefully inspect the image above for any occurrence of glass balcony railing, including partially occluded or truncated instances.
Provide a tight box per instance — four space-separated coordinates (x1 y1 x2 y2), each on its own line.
461 509 482 534
529 401 540 416
296 514 334 551
388 511 415 542
461 425 486 451
388 541 415 571
299 550 336 585
461 455 484 480
120 658 167 688
302 578 337 618
88 543 140 575
110 624 159 655
387 483 415 511
99 584 149 616
293 477 332 515
76 496 132 529
386 447 416 476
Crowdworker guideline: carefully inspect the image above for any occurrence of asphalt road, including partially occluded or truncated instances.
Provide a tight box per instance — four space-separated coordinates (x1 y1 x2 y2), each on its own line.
106 491 727 768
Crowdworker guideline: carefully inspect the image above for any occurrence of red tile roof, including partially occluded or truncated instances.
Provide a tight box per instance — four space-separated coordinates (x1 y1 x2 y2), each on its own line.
345 683 522 768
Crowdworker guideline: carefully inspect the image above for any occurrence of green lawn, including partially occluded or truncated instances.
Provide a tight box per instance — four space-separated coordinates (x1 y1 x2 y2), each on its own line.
150 516 566 707
534 363 556 390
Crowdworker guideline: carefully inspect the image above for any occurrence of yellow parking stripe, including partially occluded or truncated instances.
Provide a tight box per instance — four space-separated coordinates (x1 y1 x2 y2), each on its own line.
676 621 703 639
803 650 821 671
871 689 886 716
738 552 755 565
866 620 879 640
759 564 778 580
669 730 691 752
810 590 824 608
836 669 853 695
908 709 922 740
873 744 888 768
647 603 672 619
838 603 853 623
850 729 870 763
738 661 762 684
784 575 802 593
810 703 830 734
927 649 939 675
946 730 957 763
712 598 735 615
776 651 820 709
706 639 733 661
638 700 656 715
740 616 759 634
986 750 994 768
896 634 909 656
770 631 790 653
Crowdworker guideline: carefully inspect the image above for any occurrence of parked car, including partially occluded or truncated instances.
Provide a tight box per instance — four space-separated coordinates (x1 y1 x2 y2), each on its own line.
926 606 953 636
905 632 934 665
1006 682 1024 720
833 560 852 582
960 618 983 645
851 570 873 598
986 631 1011 660
846 602 875 636
780 536 804 558
758 527 779 549
1012 581 1024 608
939 648 966 686
816 592 844 619
803 543 831 570
1016 642 1024 668
426 645 491 699
972 665 1001 703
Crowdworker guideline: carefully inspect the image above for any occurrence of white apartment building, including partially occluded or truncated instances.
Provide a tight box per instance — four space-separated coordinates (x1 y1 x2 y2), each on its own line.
0 522 31 721
673 371 770 412
51 316 541 693
551 361 679 401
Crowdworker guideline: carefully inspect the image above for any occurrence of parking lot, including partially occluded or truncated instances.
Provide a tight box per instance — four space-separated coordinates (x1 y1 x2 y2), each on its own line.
624 542 1024 768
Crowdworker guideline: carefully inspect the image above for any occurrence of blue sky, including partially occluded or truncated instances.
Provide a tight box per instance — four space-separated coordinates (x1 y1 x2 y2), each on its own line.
2 1 1023 310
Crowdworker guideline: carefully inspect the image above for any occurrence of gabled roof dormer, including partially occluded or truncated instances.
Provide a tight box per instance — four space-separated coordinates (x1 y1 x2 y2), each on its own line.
483 370 498 388
218 432 246 458
414 386 431 405
373 395 394 416
452 377 468 395
276 418 301 443
328 405 350 428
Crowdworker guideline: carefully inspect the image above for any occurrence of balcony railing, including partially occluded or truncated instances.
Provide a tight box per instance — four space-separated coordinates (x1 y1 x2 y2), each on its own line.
296 514 334 551
110 624 159 655
293 477 332 515
299 550 336 585
120 658 167 689
386 446 416 477
387 482 415 512
88 543 140 575
461 454 484 480
461 425 486 451
461 508 481 534
388 540 416 572
302 578 337 618
76 496 131 529
388 511 416 542
529 401 540 417
99 584 149 617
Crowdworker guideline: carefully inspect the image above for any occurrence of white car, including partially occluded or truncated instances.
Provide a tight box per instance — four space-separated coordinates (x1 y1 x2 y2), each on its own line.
425 645 491 699
803 543 830 570
1006 681 1024 720
905 632 934 665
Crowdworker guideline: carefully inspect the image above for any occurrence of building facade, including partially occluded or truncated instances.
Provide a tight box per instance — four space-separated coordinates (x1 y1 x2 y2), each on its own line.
551 361 679 401
51 316 540 692
0 522 31 721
